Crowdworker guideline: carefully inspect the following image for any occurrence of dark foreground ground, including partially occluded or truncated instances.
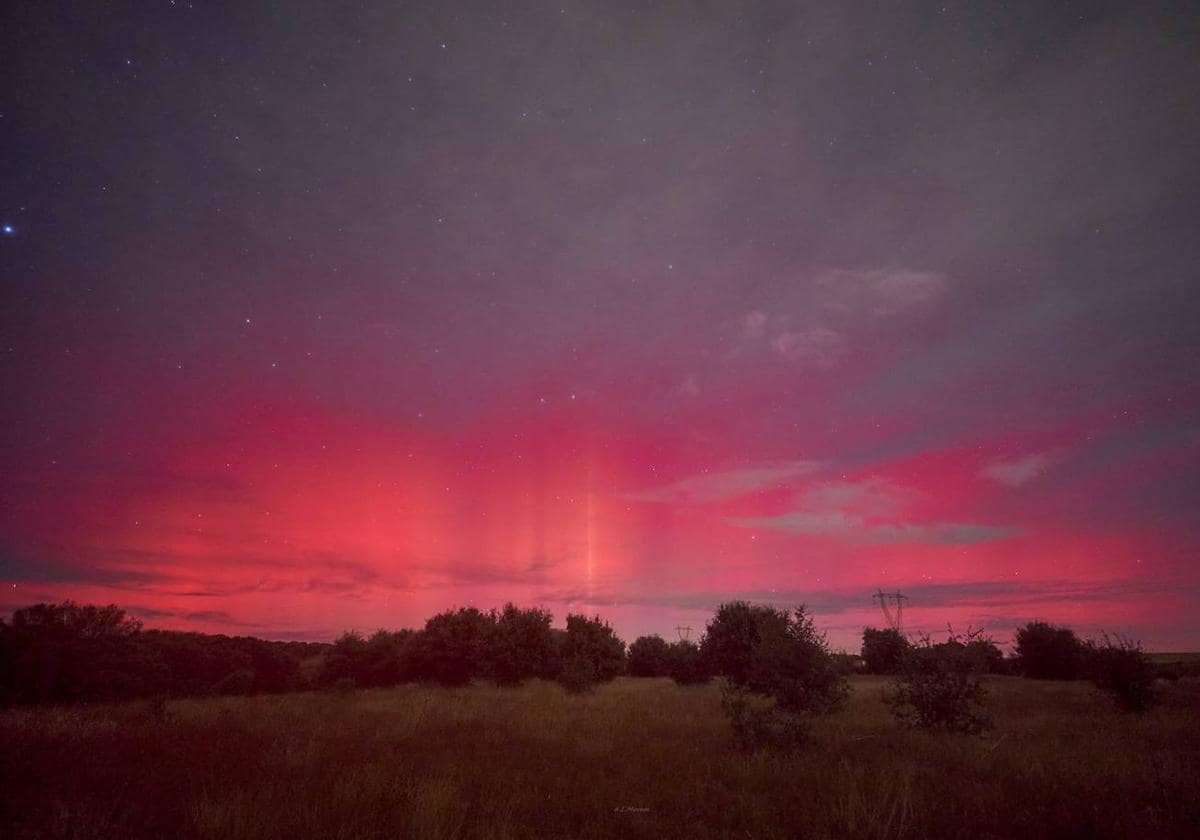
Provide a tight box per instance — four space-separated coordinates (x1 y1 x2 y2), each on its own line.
2 675 1197 839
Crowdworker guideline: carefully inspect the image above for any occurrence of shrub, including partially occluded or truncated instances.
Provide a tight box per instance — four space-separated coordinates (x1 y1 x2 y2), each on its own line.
1087 633 1157 712
830 652 864 675
1015 621 1085 680
702 602 846 749
488 604 557 686
964 638 1007 674
558 655 598 694
885 631 991 734
414 607 496 685
720 684 808 751
665 640 710 684
703 602 847 714
213 668 256 696
627 635 671 677
861 627 910 674
559 614 625 686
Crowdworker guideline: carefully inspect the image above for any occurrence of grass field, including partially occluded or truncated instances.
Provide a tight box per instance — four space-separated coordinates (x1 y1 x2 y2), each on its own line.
2 675 1197 839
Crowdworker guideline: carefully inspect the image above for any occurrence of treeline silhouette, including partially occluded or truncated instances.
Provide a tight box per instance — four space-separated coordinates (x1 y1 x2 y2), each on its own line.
0 601 625 705
0 601 1187 710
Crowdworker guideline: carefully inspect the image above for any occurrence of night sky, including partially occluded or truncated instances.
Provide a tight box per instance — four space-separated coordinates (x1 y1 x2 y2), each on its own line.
3 1 1198 650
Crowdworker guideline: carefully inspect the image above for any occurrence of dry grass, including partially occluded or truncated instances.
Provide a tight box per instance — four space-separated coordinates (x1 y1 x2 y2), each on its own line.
2 675 1197 839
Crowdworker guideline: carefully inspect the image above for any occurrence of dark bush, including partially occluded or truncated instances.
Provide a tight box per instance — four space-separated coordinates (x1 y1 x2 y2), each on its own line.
964 637 1006 675
702 601 847 714
861 627 910 674
1015 621 1085 679
0 602 317 705
316 629 417 689
1086 633 1157 712
559 614 625 689
319 631 368 687
720 684 808 751
627 635 671 677
830 653 864 675
488 604 557 686
665 639 710 684
213 668 256 696
414 607 496 685
558 655 598 694
884 631 991 734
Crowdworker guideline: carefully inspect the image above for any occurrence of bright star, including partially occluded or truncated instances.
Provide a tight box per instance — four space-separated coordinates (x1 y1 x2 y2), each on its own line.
2 225 14 235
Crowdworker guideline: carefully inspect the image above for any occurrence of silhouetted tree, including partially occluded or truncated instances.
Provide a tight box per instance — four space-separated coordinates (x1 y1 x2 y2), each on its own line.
884 629 991 734
861 627 910 674
414 607 496 685
665 639 710 684
1015 621 1085 679
558 613 625 692
0 602 159 704
963 637 1006 675
488 604 557 685
702 601 847 714
1087 633 1157 712
627 635 671 677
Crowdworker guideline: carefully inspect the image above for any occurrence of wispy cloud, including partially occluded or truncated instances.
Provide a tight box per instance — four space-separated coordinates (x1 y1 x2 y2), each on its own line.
816 268 948 318
770 327 843 364
732 268 947 369
537 577 1192 619
624 460 822 504
981 453 1051 487
728 512 1021 545
725 476 1020 546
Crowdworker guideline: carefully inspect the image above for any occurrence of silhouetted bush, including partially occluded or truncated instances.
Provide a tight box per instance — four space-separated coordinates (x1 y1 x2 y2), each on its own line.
720 684 808 751
414 607 496 685
665 639 710 684
1015 621 1085 679
861 627 910 674
1086 633 1157 712
702 602 847 714
0 602 315 705
318 630 416 688
627 635 671 677
830 652 864 675
318 631 364 687
884 631 991 734
488 604 557 685
214 668 256 696
0 602 156 704
964 637 1006 674
556 614 624 692
558 655 599 693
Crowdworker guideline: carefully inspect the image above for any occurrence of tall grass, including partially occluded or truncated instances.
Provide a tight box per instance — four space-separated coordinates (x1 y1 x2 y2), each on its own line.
3 675 1197 838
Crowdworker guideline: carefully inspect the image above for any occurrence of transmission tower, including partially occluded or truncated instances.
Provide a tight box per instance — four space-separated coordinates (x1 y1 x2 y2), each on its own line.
872 589 909 631
675 625 693 642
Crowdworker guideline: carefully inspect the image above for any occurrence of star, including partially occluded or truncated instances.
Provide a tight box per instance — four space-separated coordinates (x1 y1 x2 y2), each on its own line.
2 225 14 235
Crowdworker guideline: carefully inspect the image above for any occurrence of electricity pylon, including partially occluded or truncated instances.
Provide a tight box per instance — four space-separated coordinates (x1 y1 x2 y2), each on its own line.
872 589 909 631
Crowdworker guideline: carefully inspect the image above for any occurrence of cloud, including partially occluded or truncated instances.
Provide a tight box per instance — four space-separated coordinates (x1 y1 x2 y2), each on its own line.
981 453 1051 487
536 577 1191 621
625 460 822 504
816 269 948 318
725 475 1020 546
770 327 844 364
740 310 768 339
864 522 1024 545
801 477 907 517
727 511 1021 545
732 269 943 368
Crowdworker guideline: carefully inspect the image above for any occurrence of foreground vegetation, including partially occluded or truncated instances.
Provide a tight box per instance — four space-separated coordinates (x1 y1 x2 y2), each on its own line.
3 675 1197 839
